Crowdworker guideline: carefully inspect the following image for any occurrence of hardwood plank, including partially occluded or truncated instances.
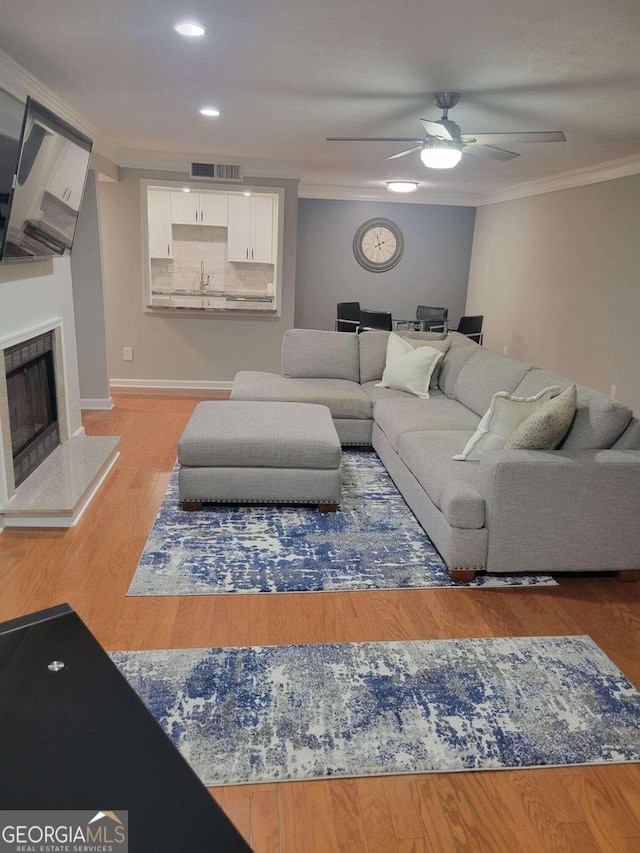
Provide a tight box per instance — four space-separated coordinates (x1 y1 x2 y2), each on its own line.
222 786 252 846
277 782 311 853
250 789 280 853
382 776 423 840
303 780 341 852
358 777 397 852
329 777 370 853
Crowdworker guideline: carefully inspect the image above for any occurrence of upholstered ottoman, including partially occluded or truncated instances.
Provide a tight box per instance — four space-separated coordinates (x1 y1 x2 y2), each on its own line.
177 401 342 512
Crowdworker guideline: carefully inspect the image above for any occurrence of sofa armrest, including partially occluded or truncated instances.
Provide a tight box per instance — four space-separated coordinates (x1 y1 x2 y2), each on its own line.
476 449 640 573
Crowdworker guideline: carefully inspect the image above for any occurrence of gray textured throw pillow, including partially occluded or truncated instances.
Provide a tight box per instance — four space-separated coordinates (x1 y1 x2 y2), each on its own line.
504 384 577 450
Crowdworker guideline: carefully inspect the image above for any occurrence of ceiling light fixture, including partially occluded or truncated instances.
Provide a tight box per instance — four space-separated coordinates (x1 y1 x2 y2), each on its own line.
386 181 418 193
174 22 205 37
420 141 462 169
182 187 191 193
199 107 220 117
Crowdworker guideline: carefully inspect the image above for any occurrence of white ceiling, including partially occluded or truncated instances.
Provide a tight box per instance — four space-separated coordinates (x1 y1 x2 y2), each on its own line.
1 0 640 204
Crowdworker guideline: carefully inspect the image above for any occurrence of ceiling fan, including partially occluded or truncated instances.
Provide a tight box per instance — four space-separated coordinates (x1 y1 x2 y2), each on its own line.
326 92 566 169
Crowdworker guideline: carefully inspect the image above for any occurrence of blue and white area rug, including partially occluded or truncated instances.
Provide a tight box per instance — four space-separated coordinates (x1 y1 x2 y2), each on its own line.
112 635 640 786
128 451 556 595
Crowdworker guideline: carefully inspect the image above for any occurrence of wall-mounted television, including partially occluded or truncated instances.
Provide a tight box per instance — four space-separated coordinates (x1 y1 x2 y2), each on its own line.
0 95 92 262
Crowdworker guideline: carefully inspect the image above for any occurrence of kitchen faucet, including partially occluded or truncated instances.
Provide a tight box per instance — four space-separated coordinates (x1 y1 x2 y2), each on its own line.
199 261 211 291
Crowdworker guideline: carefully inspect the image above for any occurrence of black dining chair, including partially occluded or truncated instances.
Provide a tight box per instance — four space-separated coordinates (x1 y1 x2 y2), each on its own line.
359 309 393 331
335 301 361 332
454 315 484 344
416 305 448 332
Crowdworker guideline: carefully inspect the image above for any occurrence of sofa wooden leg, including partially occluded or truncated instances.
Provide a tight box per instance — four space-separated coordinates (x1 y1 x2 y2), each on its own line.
616 569 640 582
318 503 338 513
448 568 477 583
182 500 203 512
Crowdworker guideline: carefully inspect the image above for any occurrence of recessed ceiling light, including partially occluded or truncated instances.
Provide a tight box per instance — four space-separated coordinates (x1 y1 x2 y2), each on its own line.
174 22 205 37
386 181 419 193
199 107 220 117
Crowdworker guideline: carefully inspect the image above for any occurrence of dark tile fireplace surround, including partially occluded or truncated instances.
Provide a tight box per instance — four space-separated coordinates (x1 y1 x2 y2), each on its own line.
5 331 59 487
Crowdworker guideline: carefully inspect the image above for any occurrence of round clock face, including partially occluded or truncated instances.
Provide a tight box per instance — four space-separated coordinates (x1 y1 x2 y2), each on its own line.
353 218 404 272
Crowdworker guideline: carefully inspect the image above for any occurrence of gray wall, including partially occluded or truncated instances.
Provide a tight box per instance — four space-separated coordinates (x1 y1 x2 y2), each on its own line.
295 199 476 331
70 170 111 407
467 175 640 412
98 170 299 384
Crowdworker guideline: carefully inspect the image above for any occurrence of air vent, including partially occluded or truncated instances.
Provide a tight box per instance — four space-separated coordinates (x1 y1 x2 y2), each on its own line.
189 162 244 182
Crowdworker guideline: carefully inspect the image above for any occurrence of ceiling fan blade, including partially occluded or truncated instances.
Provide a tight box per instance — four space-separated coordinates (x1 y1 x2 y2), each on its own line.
384 145 423 160
461 131 566 145
420 119 453 140
462 143 520 161
326 136 424 142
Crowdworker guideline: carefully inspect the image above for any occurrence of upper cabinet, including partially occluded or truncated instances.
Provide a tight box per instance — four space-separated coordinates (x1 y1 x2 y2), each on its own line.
148 190 173 258
170 192 228 226
47 142 91 211
227 195 275 263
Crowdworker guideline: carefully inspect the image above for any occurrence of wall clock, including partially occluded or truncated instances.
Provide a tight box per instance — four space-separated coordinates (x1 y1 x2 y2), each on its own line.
353 218 404 273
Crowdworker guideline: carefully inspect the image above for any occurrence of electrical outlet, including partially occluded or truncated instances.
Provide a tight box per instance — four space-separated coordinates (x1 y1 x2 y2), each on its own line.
610 384 617 399
122 346 133 361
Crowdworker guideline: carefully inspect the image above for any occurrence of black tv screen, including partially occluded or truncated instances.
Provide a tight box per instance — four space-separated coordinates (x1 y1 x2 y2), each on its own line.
0 96 92 262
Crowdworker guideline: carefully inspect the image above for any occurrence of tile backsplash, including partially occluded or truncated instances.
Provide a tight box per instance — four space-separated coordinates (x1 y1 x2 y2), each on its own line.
151 225 273 295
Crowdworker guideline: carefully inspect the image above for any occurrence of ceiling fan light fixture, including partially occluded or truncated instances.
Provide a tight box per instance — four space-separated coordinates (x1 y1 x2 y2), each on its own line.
386 181 418 193
420 142 462 169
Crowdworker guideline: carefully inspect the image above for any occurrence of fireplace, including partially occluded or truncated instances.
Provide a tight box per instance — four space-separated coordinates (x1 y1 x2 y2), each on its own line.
4 331 60 487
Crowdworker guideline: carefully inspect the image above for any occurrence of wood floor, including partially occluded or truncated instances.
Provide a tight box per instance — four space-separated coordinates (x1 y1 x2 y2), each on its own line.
2 393 639 852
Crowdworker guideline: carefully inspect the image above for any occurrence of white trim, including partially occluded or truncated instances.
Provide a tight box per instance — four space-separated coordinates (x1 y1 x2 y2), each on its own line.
72 425 86 437
119 148 302 180
475 152 640 206
298 184 475 207
0 48 122 165
0 316 64 350
2 451 119 529
110 378 233 391
80 398 114 411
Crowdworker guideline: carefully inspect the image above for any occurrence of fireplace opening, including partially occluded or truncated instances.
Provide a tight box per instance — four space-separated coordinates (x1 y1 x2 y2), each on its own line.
5 331 60 488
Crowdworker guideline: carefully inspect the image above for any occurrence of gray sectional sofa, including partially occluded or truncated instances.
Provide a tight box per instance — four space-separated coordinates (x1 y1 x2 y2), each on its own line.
231 329 640 581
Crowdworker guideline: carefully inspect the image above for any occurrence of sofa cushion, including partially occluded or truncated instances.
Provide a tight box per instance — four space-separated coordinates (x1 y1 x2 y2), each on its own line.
437 335 479 398
453 349 533 416
358 330 447 383
178 401 341 469
397 430 485 529
613 417 640 450
231 371 372 419
281 329 360 382
514 369 633 449
360 380 422 403
373 396 480 451
504 384 577 450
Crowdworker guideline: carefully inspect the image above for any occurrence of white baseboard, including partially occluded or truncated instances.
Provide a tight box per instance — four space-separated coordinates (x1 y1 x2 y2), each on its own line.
81 397 114 410
110 378 233 390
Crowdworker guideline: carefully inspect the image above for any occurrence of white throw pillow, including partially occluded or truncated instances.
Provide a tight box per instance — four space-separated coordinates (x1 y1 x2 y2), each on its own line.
453 385 561 461
375 334 444 399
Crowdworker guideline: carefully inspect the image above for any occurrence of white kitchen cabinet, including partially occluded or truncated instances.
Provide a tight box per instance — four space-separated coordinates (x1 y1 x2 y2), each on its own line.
170 192 228 226
148 190 173 258
227 195 275 263
47 141 91 211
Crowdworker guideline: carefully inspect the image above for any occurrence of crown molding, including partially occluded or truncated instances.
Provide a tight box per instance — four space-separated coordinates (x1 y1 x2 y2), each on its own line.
0 48 122 165
117 148 302 180
476 153 640 206
298 184 476 207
